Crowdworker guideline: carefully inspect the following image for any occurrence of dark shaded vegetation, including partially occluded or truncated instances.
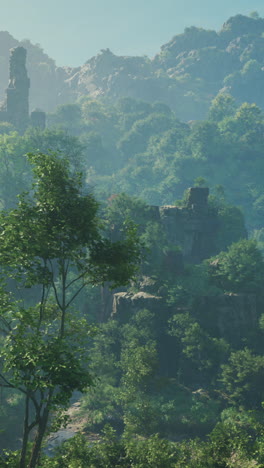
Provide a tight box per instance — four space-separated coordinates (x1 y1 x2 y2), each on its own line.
1 91 264 467
0 153 140 467
2 12 264 467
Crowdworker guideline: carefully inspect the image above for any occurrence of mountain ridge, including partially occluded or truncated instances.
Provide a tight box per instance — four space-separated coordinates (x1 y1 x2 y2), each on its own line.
1 14 264 120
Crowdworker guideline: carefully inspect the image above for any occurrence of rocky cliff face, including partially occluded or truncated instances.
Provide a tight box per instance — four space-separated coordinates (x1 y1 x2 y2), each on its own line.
111 187 256 342
194 294 259 348
113 291 163 323
49 14 264 119
145 187 219 265
65 15 264 120
1 14 264 119
113 290 259 345
158 188 218 264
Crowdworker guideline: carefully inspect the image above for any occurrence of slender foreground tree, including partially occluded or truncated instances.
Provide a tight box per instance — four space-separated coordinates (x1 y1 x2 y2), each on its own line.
0 152 141 468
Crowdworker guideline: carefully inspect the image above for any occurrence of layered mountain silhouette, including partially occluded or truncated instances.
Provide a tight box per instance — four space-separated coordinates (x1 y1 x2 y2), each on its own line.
1 14 264 120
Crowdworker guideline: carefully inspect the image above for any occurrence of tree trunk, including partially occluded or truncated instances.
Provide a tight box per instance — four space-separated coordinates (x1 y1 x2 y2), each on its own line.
28 406 49 468
100 283 112 322
19 394 30 468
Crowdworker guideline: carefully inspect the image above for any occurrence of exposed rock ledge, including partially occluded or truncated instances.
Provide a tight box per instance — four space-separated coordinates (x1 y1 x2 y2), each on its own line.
112 291 163 322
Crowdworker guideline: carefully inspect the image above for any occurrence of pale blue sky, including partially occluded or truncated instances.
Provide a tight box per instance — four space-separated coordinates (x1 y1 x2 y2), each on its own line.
1 0 264 67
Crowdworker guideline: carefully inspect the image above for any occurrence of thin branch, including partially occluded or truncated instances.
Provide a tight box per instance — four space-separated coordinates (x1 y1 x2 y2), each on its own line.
65 282 87 309
0 373 27 396
47 261 63 311
47 258 54 276
65 271 86 290
28 419 38 432
41 279 50 304
28 392 41 415
52 280 63 311
39 388 44 404
38 283 46 329
65 259 70 277
0 373 15 388
43 282 51 306
0 315 12 332
0 382 13 388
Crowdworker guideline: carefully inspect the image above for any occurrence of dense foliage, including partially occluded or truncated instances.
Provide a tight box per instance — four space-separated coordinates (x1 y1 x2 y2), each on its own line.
2 95 264 234
46 94 264 239
2 17 264 465
0 152 140 467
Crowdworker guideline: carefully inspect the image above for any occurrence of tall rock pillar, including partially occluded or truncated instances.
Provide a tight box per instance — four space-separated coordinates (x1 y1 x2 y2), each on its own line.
6 47 30 132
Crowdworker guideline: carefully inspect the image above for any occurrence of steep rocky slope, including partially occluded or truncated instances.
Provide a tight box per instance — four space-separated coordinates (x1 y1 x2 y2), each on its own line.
1 14 264 120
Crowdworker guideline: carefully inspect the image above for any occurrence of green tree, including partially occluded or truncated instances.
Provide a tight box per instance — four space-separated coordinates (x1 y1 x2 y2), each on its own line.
0 127 86 210
249 11 260 19
118 309 159 436
220 349 264 408
208 94 237 122
207 239 264 293
47 103 82 135
117 113 174 159
0 151 140 467
188 121 222 161
169 310 230 386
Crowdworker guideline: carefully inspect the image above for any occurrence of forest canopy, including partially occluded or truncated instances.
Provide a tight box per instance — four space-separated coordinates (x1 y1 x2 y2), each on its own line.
2 12 264 467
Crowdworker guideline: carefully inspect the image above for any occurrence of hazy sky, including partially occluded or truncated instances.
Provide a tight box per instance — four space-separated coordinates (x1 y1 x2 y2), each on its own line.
1 0 264 67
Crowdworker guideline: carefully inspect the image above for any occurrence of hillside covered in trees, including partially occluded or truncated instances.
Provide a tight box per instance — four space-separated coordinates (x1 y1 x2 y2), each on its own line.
1 11 264 468
2 13 264 120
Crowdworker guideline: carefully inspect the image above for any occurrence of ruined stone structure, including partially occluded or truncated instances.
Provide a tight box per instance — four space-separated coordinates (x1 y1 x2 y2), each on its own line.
110 187 257 342
157 187 217 264
30 108 46 130
0 47 46 133
6 47 29 131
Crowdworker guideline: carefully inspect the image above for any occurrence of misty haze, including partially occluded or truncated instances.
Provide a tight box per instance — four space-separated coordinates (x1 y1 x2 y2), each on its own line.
0 5 264 467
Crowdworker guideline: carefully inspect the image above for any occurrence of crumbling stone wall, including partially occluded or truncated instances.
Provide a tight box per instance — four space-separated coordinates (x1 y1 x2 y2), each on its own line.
111 188 254 342
155 187 218 264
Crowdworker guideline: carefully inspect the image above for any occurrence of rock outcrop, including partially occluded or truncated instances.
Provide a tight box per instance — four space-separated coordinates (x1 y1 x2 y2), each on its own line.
111 187 255 344
113 291 163 323
151 187 219 264
0 47 46 132
113 291 259 347
2 14 264 119
194 293 259 347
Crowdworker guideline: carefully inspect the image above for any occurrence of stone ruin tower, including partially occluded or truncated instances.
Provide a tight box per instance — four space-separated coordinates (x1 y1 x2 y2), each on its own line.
0 46 46 133
6 47 30 132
